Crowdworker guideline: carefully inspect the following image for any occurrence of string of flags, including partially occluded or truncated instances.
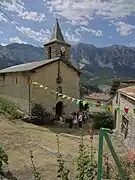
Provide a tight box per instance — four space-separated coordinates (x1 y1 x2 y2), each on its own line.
31 81 135 114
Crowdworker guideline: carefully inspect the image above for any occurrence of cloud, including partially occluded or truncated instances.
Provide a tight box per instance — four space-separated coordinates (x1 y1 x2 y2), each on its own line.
1 0 46 22
9 36 28 44
19 11 46 22
0 13 8 23
16 26 51 43
109 35 112 39
1 0 25 14
64 31 81 43
128 43 135 47
77 26 103 37
1 43 7 46
44 0 135 24
112 21 135 36
0 31 3 34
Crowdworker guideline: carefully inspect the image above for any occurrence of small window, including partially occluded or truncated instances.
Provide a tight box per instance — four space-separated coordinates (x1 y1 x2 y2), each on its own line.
48 46 51 59
57 86 62 93
97 101 101 105
60 50 65 60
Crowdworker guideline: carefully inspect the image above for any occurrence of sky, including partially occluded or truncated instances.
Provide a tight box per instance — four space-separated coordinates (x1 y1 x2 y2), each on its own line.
0 0 135 47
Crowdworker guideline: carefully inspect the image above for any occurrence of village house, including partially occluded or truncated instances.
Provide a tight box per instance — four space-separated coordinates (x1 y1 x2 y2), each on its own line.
85 92 111 105
85 92 111 112
112 86 135 148
0 20 80 117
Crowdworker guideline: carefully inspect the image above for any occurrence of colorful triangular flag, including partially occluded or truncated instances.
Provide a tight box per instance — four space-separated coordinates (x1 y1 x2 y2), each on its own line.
72 98 75 102
62 95 66 99
76 99 80 104
67 97 71 100
83 101 86 106
40 85 44 88
32 82 38 85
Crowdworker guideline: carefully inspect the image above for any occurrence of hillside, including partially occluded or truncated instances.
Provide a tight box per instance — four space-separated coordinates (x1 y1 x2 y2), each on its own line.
0 43 135 88
0 115 99 180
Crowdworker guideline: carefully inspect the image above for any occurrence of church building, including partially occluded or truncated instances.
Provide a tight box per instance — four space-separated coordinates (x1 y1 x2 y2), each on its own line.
0 20 80 116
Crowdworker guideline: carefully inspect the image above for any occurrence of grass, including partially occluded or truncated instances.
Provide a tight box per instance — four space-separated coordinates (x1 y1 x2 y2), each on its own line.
0 116 99 180
0 114 129 180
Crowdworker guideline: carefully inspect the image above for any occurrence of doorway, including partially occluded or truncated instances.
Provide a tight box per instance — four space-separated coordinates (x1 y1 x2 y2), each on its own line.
56 101 63 116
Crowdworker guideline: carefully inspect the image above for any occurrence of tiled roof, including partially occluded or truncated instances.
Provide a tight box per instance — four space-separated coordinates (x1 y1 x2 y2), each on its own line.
118 86 135 98
0 57 80 74
86 93 111 101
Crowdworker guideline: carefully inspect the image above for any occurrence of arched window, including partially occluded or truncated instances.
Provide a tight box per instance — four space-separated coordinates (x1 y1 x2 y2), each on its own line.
48 46 51 59
60 49 65 60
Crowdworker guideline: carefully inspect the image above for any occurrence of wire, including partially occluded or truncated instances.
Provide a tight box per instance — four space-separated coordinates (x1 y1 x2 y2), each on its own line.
0 7 37 41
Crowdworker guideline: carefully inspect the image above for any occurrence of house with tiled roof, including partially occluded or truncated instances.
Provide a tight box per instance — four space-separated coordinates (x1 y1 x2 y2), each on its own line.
0 20 80 116
85 92 111 112
112 86 135 149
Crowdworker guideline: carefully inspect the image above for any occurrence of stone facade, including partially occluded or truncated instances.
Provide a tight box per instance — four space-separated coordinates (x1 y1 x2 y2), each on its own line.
0 60 80 115
0 20 80 117
112 91 135 148
44 42 70 60
0 72 30 113
30 60 80 115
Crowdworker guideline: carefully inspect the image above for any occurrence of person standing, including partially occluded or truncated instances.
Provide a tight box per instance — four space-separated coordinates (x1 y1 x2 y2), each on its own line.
68 112 73 129
73 112 78 129
78 112 83 129
62 112 66 122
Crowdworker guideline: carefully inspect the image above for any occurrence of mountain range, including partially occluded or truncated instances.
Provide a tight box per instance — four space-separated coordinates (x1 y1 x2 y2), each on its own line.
0 43 135 89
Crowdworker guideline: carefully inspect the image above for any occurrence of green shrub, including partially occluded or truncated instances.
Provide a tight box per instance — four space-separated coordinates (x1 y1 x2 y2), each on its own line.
0 97 23 120
31 103 53 125
91 112 113 130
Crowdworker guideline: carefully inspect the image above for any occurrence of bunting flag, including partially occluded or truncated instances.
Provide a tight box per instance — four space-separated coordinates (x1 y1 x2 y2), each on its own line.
58 93 62 96
108 105 112 112
40 85 44 88
67 97 71 100
83 101 86 106
31 81 133 113
62 95 66 99
76 99 80 105
124 107 129 113
72 98 75 102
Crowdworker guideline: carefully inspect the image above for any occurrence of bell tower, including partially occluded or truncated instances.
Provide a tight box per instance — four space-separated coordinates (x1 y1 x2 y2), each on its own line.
44 19 71 60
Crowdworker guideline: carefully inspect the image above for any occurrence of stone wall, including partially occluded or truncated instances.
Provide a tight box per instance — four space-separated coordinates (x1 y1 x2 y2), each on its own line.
0 72 29 114
44 42 71 60
113 92 135 148
31 61 80 114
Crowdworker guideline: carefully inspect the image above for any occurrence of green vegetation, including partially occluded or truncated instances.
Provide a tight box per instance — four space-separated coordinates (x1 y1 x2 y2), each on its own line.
31 103 53 125
90 111 113 130
0 97 23 120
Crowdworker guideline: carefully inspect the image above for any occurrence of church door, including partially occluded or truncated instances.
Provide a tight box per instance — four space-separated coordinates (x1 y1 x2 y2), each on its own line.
56 101 63 116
